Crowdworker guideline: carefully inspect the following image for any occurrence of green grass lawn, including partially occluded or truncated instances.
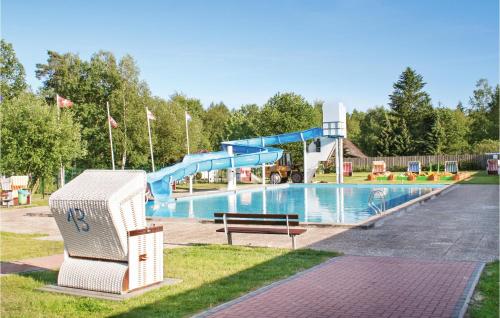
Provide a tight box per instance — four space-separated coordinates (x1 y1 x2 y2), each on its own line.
0 232 63 261
314 170 499 185
458 171 500 185
175 182 228 192
0 243 336 318
468 261 499 318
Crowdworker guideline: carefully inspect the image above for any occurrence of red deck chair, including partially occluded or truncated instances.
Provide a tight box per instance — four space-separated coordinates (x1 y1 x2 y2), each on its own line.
343 162 353 177
487 159 499 175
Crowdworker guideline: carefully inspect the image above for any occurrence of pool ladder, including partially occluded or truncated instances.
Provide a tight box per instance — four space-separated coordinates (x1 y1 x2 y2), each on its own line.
368 190 386 214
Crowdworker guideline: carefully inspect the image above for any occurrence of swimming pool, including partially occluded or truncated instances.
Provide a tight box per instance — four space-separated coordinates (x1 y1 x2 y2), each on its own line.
146 184 443 224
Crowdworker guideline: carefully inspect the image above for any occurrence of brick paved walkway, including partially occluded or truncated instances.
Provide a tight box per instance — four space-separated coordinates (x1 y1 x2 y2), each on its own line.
0 254 63 275
197 256 483 318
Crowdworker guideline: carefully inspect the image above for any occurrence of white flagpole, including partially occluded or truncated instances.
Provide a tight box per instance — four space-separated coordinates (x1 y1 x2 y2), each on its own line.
185 111 193 193
106 102 115 170
146 107 155 172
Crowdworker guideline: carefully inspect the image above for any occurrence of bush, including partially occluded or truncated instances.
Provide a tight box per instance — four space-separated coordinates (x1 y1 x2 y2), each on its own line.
472 139 500 154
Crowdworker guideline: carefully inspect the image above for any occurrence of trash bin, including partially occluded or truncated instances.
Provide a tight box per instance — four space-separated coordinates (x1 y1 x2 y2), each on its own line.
18 189 29 205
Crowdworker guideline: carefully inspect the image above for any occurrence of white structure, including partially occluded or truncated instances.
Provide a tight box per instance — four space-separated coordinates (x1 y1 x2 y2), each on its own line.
49 170 163 295
305 137 337 183
321 102 347 184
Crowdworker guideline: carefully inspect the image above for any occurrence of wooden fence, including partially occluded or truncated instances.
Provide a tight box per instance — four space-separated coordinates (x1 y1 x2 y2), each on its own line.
344 154 489 172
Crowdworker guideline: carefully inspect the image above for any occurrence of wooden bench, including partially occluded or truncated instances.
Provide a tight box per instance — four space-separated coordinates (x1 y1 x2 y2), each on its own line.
214 213 307 249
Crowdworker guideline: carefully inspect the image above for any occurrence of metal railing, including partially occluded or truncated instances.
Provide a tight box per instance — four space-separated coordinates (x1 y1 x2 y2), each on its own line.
368 189 386 214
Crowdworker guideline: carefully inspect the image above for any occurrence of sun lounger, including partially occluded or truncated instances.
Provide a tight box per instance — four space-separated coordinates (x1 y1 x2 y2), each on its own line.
343 162 353 177
444 161 458 174
407 161 421 174
372 161 387 175
49 170 163 294
487 159 499 175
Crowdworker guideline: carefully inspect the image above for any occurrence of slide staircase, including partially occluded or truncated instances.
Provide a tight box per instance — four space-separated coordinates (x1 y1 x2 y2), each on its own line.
305 137 337 183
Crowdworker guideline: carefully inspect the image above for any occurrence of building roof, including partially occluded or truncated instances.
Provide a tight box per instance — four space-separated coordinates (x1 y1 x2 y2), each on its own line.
343 139 367 158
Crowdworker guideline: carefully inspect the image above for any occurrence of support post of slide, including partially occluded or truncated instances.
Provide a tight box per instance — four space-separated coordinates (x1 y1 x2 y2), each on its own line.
335 137 340 184
189 175 193 194
227 146 236 190
262 164 265 186
338 137 344 184
303 140 308 183
261 138 266 186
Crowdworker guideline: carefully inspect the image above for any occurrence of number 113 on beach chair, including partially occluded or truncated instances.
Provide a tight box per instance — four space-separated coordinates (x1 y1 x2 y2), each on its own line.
48 170 164 296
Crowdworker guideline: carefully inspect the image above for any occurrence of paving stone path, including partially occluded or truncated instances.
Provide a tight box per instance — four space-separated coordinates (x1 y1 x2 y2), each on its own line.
198 256 483 318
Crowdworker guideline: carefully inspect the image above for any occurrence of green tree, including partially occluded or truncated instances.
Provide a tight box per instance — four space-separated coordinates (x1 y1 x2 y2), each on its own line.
471 139 499 154
259 92 320 163
0 40 27 100
389 67 433 153
436 107 469 154
109 55 152 169
346 109 365 146
375 112 396 156
467 79 494 144
225 104 262 141
424 110 445 155
203 102 231 150
357 106 387 156
0 93 84 185
36 51 153 169
168 93 209 154
393 118 412 155
488 85 499 141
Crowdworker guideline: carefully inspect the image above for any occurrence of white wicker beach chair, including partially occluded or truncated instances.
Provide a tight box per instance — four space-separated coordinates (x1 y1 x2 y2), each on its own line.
49 170 163 294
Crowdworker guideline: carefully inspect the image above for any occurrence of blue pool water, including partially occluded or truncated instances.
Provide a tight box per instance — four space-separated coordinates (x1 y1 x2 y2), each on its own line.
146 184 443 224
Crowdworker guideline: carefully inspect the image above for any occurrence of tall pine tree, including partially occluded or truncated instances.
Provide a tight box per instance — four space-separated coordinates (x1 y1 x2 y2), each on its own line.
389 67 433 154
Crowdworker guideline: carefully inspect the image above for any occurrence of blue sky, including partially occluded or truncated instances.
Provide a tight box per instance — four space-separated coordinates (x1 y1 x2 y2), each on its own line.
2 0 498 112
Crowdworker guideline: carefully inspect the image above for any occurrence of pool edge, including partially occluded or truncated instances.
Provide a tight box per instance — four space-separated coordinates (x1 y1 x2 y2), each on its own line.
353 183 457 229
147 183 455 228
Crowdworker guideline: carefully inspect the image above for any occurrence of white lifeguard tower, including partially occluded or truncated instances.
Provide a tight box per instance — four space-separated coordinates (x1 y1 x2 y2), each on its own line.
322 102 347 184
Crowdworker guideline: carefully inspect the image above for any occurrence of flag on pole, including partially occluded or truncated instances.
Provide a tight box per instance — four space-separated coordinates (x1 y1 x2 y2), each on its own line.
185 111 192 121
108 115 118 128
56 95 73 108
147 109 156 120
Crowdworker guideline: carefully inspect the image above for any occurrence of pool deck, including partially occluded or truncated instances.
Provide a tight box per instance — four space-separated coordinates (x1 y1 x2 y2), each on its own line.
308 184 499 262
1 185 498 260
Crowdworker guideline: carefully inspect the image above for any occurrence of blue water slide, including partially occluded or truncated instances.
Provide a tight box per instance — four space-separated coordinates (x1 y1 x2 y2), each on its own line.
147 127 323 201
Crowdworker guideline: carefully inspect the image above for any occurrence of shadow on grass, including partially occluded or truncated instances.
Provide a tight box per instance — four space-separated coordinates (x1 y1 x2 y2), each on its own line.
17 269 58 285
0 261 56 275
109 247 336 318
